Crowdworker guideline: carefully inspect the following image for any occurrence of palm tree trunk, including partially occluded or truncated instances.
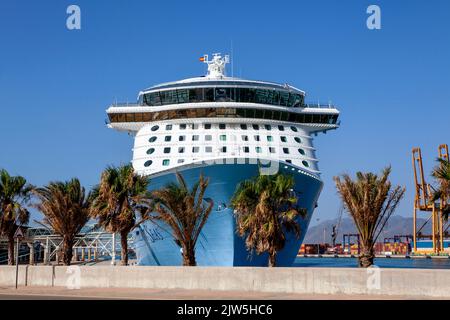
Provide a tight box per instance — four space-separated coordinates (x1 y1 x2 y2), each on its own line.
120 230 128 266
7 234 14 265
182 243 196 266
62 237 73 266
268 251 277 267
359 245 374 268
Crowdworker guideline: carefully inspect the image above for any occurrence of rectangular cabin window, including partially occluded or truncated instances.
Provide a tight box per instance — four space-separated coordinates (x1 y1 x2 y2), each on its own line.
126 113 134 122
189 88 204 102
177 89 189 103
134 113 143 122
204 88 214 102
279 91 289 106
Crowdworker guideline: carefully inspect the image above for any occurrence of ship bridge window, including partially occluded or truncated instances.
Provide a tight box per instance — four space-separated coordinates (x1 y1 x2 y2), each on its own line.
215 88 233 102
143 87 304 108
144 160 153 167
188 88 204 102
160 90 178 105
205 88 214 102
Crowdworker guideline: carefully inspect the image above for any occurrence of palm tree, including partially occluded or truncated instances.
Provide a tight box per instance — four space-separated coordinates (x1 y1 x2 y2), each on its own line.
90 164 151 266
431 158 450 220
33 178 91 265
334 167 405 268
151 172 213 266
231 174 305 267
0 169 33 265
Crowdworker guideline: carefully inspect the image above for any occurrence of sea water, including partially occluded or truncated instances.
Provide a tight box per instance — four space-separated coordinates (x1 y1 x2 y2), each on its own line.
293 257 450 269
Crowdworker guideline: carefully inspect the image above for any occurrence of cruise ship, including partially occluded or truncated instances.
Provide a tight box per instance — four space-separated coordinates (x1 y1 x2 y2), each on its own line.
106 53 340 266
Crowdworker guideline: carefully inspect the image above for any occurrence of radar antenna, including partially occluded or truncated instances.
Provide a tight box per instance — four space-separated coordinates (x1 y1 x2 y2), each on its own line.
201 53 230 78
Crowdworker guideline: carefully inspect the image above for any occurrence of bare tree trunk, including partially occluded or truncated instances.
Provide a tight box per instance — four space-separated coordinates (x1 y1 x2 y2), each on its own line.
62 237 73 266
268 251 277 267
359 244 374 268
120 230 128 266
182 243 196 266
7 234 14 265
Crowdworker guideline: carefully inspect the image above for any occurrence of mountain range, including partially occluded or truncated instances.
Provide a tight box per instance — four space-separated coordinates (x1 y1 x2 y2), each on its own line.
303 215 430 244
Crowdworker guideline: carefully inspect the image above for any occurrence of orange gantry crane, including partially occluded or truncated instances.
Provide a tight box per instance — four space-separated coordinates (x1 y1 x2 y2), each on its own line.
412 144 449 254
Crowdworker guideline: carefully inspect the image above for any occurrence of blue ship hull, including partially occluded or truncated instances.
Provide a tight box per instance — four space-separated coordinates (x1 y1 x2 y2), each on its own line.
132 161 323 267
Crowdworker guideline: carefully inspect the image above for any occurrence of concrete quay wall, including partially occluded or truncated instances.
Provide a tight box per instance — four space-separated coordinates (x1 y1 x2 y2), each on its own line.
0 266 449 298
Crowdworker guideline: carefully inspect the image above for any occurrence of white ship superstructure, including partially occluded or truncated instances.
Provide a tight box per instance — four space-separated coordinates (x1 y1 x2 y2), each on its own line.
106 54 340 266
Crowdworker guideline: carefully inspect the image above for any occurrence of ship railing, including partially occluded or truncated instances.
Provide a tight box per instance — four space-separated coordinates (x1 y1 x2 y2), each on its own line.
111 102 140 107
303 103 337 109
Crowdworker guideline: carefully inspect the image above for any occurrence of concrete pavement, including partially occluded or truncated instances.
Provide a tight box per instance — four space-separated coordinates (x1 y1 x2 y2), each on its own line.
0 286 436 300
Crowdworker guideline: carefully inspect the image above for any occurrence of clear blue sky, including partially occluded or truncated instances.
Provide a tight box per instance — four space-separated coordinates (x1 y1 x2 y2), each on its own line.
1 0 449 225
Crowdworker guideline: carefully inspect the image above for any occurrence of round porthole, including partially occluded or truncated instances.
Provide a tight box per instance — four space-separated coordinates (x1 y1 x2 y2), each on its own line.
291 126 298 132
146 148 155 155
302 160 309 167
149 136 157 143
151 125 159 132
298 148 305 155
294 137 302 143
144 160 153 167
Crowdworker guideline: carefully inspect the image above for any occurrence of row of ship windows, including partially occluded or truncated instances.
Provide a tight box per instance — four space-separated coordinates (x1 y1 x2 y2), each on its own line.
146 146 307 155
148 135 303 143
108 108 338 125
143 158 310 168
149 123 300 132
141 87 304 108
